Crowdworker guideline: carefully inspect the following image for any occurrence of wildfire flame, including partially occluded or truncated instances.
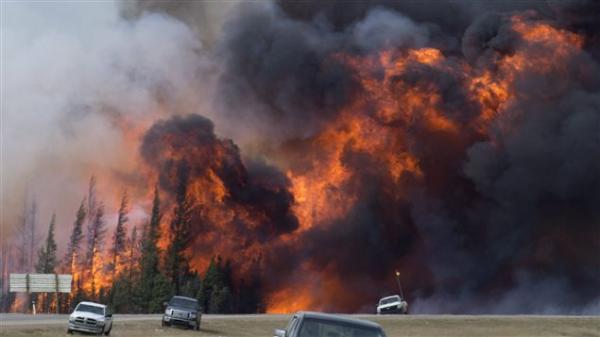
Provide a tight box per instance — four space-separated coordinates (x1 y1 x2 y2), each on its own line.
7 11 593 314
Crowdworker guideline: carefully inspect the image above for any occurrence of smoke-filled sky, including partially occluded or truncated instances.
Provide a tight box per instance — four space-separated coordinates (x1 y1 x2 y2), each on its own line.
2 1 600 314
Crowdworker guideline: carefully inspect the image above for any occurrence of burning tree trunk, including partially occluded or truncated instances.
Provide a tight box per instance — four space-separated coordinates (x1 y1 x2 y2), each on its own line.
85 204 106 298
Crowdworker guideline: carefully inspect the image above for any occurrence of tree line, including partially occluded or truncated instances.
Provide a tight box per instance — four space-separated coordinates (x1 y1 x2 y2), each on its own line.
0 175 265 314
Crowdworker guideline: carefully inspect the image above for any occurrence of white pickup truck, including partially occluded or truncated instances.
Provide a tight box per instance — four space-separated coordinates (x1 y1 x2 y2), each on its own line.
376 295 408 314
67 301 113 335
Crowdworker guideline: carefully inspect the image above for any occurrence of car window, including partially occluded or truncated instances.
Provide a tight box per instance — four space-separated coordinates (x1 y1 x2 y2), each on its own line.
75 304 104 315
168 297 198 310
287 316 299 335
379 297 400 305
297 318 383 337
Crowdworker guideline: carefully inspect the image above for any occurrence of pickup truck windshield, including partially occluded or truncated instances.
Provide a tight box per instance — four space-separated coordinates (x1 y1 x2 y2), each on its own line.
76 304 104 315
169 298 197 309
298 318 383 337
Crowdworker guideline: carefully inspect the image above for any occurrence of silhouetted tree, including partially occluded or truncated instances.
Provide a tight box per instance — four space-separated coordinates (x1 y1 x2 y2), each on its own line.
140 186 169 312
35 213 58 313
110 192 128 278
165 164 193 295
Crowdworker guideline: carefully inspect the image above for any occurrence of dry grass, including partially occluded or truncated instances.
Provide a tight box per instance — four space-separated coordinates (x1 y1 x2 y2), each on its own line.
1 315 598 337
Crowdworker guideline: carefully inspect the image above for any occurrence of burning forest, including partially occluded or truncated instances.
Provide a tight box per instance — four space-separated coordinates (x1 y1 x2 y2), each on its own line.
2 1 600 315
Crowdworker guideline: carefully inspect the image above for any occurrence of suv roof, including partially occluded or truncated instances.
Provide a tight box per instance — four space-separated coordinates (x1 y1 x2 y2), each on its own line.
78 301 106 308
296 312 382 329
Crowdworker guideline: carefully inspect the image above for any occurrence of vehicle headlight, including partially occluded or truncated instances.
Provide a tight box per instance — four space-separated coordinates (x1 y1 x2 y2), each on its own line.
189 312 197 318
69 316 76 322
165 307 172 315
97 320 105 326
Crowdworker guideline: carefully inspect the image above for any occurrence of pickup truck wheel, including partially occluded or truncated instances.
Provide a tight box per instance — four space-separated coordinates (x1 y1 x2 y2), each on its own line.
104 325 111 336
67 328 73 334
195 321 200 331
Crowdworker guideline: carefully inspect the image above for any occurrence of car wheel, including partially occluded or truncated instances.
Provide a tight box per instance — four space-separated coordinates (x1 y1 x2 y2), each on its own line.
67 328 73 334
161 320 165 327
104 325 111 336
195 321 200 331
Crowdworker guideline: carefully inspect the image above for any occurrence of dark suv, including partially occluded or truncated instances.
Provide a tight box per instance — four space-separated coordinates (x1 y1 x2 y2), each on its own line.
162 296 201 330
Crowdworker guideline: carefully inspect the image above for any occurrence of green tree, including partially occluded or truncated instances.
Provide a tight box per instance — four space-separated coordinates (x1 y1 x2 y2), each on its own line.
109 224 143 314
110 192 128 278
165 164 193 295
209 286 233 314
140 186 163 312
148 273 172 313
35 213 58 313
36 213 57 273
64 200 86 273
63 199 86 312
198 256 236 313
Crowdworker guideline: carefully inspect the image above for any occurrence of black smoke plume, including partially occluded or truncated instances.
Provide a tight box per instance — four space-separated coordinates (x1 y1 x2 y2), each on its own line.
134 0 600 313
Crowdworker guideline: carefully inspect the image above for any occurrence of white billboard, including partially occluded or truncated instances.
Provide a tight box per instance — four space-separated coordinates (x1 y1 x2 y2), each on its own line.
9 273 72 293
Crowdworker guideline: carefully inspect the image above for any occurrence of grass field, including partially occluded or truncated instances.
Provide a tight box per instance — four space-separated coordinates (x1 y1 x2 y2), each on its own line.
1 315 598 337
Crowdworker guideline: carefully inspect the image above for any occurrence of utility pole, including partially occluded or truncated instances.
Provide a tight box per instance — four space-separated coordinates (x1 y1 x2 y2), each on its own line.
395 270 405 300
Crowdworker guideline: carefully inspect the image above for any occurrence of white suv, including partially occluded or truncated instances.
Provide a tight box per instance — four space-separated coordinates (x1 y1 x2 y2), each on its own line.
67 301 113 335
376 295 408 314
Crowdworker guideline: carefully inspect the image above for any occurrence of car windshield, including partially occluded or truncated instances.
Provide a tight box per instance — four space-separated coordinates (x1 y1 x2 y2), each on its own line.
298 318 384 337
76 304 104 315
379 297 399 305
169 297 197 309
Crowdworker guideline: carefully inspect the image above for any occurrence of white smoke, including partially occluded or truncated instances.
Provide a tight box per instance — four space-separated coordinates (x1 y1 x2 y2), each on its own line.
2 1 214 245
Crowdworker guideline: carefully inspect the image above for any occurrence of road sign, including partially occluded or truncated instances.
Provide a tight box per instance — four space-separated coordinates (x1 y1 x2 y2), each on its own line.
9 273 72 293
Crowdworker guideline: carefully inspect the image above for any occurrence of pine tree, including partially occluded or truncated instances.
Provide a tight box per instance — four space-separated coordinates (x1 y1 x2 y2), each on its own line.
35 214 58 313
127 225 140 283
86 176 98 230
126 225 144 313
209 286 233 314
109 224 142 314
85 204 107 298
64 200 86 274
36 214 57 273
140 186 163 312
111 192 128 278
196 256 240 314
165 163 193 295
